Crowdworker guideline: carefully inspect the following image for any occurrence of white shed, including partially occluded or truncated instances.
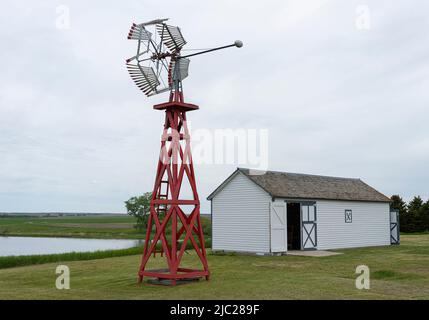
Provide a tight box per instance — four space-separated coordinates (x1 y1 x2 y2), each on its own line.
207 168 397 254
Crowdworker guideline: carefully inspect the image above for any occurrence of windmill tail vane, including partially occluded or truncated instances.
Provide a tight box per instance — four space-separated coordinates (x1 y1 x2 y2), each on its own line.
125 18 242 286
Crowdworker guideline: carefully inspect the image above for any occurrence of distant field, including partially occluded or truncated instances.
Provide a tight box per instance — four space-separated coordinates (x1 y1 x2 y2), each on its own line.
0 234 428 299
0 215 212 240
0 215 141 239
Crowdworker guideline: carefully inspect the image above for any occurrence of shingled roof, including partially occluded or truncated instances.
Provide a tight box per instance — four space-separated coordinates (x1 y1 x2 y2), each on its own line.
207 168 391 203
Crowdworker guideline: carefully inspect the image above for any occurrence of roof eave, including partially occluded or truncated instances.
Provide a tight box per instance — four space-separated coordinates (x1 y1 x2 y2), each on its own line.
206 169 241 200
271 195 392 203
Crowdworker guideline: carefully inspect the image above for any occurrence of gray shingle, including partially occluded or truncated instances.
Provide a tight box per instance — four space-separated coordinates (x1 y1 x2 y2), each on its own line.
233 168 391 202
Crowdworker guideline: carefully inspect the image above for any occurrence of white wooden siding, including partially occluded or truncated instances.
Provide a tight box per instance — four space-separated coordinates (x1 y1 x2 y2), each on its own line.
211 172 271 253
316 200 390 250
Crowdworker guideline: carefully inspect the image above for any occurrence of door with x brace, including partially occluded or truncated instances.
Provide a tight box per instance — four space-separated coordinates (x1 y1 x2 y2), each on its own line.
301 202 317 250
390 210 400 245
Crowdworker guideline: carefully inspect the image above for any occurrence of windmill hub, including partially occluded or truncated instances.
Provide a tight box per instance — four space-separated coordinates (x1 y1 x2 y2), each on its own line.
151 52 172 61
126 18 242 286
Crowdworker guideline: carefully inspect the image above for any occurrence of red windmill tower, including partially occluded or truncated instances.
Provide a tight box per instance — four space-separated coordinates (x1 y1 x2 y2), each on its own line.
126 18 242 285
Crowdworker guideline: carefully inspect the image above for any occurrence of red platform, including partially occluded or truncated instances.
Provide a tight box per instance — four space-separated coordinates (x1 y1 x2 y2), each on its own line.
138 92 210 285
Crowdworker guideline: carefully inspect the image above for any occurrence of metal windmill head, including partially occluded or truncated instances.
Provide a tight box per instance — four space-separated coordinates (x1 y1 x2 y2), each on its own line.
126 18 243 97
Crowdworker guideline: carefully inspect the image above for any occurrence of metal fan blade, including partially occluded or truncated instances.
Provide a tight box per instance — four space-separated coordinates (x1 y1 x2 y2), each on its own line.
148 87 171 96
126 63 160 96
126 53 152 63
127 25 152 41
156 23 186 51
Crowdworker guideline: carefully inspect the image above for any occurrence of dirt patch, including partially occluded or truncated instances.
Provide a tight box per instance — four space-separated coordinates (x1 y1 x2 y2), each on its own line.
287 250 342 257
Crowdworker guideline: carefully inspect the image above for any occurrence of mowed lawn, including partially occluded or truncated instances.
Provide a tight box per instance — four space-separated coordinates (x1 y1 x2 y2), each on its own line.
0 234 428 299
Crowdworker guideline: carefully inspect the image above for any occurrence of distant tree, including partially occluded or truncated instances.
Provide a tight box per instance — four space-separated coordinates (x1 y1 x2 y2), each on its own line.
408 196 423 213
391 195 409 232
406 196 424 233
392 195 429 233
125 192 152 231
391 195 407 215
421 199 429 232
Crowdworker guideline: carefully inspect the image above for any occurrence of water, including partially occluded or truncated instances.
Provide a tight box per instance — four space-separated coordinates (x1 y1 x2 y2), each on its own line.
0 236 143 257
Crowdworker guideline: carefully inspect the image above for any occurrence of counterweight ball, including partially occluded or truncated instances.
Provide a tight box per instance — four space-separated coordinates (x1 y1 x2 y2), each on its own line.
234 40 243 48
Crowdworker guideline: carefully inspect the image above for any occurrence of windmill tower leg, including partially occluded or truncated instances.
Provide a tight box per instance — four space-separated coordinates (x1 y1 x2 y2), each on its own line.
138 98 210 285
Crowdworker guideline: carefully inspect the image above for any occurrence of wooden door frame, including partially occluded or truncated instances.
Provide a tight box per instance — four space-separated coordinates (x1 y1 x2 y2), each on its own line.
300 201 317 251
270 200 288 253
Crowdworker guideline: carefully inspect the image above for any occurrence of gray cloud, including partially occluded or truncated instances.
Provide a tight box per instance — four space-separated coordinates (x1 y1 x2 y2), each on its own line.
0 0 428 212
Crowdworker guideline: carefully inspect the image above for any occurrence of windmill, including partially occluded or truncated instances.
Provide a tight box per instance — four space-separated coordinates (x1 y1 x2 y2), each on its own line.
126 18 242 285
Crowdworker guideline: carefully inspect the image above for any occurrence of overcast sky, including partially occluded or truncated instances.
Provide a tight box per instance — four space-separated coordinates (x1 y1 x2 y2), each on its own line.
1 0 428 213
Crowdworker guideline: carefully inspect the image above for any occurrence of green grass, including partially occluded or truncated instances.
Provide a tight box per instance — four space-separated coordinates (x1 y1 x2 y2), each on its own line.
0 215 141 239
0 234 428 299
0 246 143 270
372 270 398 279
0 215 212 240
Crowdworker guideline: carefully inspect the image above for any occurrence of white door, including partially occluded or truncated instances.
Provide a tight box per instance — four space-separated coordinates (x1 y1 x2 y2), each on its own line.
270 201 287 252
301 202 317 250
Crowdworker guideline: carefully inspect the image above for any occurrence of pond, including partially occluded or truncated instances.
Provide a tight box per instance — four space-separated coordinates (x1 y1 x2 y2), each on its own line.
0 236 144 257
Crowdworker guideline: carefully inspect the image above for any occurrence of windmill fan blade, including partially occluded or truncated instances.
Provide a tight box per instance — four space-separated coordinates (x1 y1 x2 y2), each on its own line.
127 24 152 41
126 63 160 96
156 23 186 51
